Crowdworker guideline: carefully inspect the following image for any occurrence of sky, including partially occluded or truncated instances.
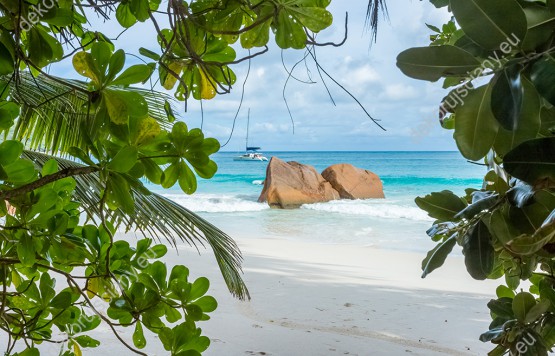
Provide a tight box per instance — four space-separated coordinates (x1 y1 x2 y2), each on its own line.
54 1 453 152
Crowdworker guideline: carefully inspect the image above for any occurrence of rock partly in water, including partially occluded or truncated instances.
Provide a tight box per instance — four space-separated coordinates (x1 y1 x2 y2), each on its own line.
321 163 385 200
258 157 339 209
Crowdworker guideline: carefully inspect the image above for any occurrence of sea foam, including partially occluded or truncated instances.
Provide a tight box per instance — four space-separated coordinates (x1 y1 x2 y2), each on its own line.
301 200 432 221
164 193 269 213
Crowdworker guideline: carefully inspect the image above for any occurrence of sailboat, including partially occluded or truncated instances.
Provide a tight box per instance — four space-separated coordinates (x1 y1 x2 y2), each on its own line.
233 110 268 162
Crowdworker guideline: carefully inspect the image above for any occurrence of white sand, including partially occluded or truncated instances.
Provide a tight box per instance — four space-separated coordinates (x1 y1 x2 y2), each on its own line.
196 238 500 356
84 234 500 356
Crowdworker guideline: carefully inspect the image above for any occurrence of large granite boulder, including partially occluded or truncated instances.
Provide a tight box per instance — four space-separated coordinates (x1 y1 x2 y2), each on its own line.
258 157 339 208
321 163 385 199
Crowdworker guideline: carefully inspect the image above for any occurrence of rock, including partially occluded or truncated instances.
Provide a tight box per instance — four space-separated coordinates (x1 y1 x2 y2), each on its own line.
321 164 384 199
258 157 339 208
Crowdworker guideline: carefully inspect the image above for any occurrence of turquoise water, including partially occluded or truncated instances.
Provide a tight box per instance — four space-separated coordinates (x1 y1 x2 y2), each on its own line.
159 152 485 252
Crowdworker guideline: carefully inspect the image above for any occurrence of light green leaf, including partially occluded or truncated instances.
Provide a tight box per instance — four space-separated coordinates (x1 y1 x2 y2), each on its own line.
111 64 154 86
0 140 23 165
108 146 138 173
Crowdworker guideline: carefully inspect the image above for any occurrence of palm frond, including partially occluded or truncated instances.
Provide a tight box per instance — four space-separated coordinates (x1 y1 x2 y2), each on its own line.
22 150 250 300
365 0 388 42
8 73 177 154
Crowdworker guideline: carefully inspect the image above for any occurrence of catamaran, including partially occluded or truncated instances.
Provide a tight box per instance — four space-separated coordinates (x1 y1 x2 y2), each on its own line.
234 110 268 161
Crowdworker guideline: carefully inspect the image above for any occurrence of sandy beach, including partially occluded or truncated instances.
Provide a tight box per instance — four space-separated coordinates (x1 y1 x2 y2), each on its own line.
87 232 501 356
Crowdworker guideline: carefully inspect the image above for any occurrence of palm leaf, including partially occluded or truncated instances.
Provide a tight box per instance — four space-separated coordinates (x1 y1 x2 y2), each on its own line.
366 0 388 42
8 72 177 154
22 150 250 300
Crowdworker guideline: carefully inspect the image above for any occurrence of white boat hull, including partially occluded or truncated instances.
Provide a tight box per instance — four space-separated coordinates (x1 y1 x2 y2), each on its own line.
234 155 268 161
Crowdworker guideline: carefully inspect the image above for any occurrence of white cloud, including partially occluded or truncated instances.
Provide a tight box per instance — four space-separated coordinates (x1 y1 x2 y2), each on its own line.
381 83 418 100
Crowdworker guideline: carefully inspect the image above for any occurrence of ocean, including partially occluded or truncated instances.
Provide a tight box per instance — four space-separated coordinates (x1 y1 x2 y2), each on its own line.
158 152 484 253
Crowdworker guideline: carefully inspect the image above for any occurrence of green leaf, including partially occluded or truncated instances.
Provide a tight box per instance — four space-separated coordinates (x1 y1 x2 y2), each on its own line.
41 159 59 175
73 51 102 84
0 140 23 165
139 47 160 61
143 158 163 184
104 90 148 124
490 65 523 131
130 0 150 22
415 190 467 221
28 27 63 68
3 159 36 182
241 19 271 49
193 296 218 313
161 162 180 189
193 160 217 180
522 6 555 52
496 285 516 298
111 64 154 86
107 50 126 84
525 299 550 323
189 277 210 301
289 7 333 32
0 101 19 130
133 322 147 349
14 348 39 356
108 145 138 173
531 56 555 106
0 41 14 75
454 191 499 220
116 2 137 28
450 0 527 50
462 221 494 280
107 173 135 214
421 235 457 278
396 46 480 82
494 77 541 156
504 137 555 185
274 10 307 49
17 234 36 267
178 161 197 195
507 223 555 255
454 83 499 161
512 292 537 322
50 291 73 309
42 7 74 27
74 335 101 348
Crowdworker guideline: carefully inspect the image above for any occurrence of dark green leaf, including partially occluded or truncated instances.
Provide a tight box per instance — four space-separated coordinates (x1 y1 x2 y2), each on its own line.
450 0 527 50
531 56 555 106
396 46 480 82
504 137 555 185
421 235 457 278
462 221 494 280
415 190 467 221
454 83 499 160
493 76 541 156
491 65 523 131
512 292 537 322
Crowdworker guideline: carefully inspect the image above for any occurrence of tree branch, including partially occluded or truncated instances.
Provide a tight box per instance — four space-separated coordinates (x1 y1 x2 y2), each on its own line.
0 166 99 201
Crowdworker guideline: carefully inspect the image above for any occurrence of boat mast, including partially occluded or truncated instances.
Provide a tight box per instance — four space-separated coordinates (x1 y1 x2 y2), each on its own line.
246 108 250 151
